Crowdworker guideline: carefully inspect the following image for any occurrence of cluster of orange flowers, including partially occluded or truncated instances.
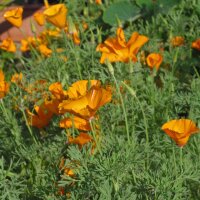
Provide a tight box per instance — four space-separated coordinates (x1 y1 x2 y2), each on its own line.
1 1 200 195
1 3 81 57
96 28 200 71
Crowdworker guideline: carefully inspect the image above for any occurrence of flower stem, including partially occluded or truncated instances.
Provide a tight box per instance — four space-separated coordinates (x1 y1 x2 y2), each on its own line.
89 119 102 156
113 76 130 144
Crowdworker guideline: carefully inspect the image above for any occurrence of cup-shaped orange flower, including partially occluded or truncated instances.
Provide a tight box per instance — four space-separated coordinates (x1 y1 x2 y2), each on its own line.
26 103 53 129
161 119 199 147
0 70 9 99
4 7 23 28
96 27 149 64
59 85 112 120
192 39 200 51
146 53 163 70
171 36 184 47
34 11 45 26
0 38 16 53
43 4 67 29
60 115 91 131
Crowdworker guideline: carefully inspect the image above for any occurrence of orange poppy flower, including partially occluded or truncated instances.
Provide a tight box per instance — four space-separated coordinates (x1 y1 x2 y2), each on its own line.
60 115 91 131
96 27 149 64
43 4 67 29
146 53 163 70
161 119 199 147
26 103 53 129
68 132 93 148
38 44 52 57
72 30 81 45
44 97 60 115
20 39 29 52
67 80 100 99
33 11 45 26
96 0 102 4
59 85 112 119
0 38 16 53
4 7 23 28
192 39 200 51
0 70 9 99
49 82 67 100
171 36 184 47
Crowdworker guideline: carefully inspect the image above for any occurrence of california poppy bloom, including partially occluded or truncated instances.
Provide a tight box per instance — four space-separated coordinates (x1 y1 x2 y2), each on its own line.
0 38 16 53
38 44 52 57
59 84 112 120
96 27 149 64
26 103 53 129
192 39 200 51
66 80 100 100
96 0 102 4
171 36 184 47
59 80 111 135
0 70 9 99
4 7 23 28
161 119 199 147
60 115 91 131
146 53 163 70
20 39 29 52
43 4 67 29
33 11 45 26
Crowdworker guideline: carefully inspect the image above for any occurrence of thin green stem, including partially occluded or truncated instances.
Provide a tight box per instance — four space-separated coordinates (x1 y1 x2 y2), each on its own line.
112 76 130 144
21 108 38 145
180 147 183 172
89 119 102 156
62 29 83 79
121 81 149 146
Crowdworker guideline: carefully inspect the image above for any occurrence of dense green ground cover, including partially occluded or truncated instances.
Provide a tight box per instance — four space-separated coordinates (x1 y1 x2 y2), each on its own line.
1 0 200 199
